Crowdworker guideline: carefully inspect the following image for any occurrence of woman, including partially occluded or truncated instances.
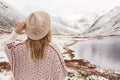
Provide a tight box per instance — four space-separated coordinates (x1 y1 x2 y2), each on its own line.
2 11 68 80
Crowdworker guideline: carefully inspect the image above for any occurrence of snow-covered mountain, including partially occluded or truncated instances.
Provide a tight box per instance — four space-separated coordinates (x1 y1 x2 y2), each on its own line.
50 14 99 35
83 7 120 36
0 0 100 35
1 0 120 36
0 0 24 32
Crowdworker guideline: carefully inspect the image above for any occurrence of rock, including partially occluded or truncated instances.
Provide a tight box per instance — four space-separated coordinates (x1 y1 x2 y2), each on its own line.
83 6 120 36
0 0 25 32
65 59 120 80
0 62 11 71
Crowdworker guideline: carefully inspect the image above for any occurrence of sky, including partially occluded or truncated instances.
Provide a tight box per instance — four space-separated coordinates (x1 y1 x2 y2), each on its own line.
3 0 120 16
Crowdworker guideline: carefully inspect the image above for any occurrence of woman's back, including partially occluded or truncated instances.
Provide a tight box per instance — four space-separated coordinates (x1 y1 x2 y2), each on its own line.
3 11 68 80
5 42 67 80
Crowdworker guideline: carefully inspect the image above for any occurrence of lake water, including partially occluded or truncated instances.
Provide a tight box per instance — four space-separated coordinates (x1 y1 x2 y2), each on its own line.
70 36 120 71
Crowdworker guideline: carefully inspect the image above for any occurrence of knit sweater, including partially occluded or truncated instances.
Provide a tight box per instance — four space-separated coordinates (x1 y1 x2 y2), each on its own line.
4 41 68 80
2 30 68 80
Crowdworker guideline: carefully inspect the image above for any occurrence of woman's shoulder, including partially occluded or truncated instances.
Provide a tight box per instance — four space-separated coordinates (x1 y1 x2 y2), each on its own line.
48 42 60 52
49 42 56 46
49 42 58 48
14 41 26 47
6 41 26 48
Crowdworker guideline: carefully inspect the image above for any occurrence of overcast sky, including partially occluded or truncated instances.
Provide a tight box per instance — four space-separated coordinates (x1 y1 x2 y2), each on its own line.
3 0 120 16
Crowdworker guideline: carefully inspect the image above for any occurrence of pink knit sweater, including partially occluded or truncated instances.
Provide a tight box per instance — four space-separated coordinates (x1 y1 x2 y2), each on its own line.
4 41 68 80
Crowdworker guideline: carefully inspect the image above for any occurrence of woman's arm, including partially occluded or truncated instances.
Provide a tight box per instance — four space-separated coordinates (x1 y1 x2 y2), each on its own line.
1 23 25 52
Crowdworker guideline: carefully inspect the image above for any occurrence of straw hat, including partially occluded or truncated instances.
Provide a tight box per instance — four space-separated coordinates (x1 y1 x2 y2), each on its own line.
25 11 50 40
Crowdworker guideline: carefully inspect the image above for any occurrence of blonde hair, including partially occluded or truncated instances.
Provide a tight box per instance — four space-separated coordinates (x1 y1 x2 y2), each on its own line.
26 30 51 61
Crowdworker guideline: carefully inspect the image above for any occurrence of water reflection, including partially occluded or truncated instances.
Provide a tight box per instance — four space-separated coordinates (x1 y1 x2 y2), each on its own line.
70 36 120 71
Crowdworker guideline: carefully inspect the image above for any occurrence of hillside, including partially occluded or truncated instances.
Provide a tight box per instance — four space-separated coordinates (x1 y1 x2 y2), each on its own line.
0 0 24 32
83 7 120 36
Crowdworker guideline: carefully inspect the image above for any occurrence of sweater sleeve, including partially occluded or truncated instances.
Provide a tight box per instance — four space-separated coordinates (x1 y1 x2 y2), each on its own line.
50 43 69 73
50 43 77 74
55 46 68 72
1 30 18 52
4 43 14 67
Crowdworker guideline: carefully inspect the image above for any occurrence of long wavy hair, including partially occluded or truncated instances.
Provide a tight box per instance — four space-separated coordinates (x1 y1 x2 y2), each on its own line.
26 30 51 61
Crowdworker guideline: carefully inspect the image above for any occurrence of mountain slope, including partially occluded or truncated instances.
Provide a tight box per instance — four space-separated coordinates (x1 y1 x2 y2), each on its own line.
0 0 98 35
51 14 98 35
0 0 24 32
83 7 120 36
